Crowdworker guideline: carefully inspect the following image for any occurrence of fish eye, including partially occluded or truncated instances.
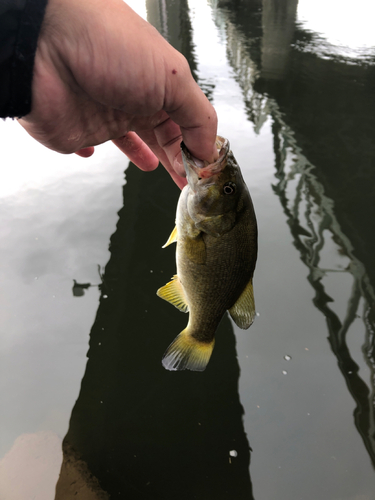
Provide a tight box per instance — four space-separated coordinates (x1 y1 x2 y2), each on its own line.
223 182 236 195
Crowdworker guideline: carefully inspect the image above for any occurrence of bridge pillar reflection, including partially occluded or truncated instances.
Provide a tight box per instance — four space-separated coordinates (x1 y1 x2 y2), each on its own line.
261 0 298 79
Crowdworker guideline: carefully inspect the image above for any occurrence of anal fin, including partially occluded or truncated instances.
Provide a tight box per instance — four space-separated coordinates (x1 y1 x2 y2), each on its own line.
156 275 189 313
229 279 255 329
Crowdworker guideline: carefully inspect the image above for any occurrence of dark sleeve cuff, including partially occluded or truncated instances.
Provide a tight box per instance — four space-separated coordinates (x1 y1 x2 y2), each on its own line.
0 0 49 118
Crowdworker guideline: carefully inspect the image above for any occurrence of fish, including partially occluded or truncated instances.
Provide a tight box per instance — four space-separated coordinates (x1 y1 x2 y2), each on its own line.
157 136 257 371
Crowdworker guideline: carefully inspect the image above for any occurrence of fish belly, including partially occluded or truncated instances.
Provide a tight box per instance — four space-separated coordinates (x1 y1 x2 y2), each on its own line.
177 222 254 342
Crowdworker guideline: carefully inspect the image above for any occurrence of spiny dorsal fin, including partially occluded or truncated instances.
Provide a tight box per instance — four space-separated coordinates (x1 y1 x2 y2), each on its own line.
162 226 178 248
162 329 214 371
156 275 189 313
228 279 255 329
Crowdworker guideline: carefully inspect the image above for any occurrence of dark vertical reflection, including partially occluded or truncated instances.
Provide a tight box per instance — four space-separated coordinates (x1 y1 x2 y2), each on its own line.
55 1 254 497
261 0 298 79
211 0 375 469
270 114 375 467
55 164 253 499
146 0 198 79
147 0 216 100
256 58 375 290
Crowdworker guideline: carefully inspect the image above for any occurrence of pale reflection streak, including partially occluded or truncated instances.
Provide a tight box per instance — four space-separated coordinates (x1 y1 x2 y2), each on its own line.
297 0 375 61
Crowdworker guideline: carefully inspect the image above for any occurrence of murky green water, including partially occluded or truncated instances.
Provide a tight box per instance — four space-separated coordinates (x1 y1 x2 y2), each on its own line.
1 0 374 498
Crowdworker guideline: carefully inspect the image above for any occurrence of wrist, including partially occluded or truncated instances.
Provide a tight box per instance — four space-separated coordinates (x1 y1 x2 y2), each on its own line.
0 0 49 118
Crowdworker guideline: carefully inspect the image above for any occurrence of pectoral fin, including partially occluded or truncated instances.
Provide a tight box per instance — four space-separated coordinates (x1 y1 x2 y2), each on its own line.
162 226 178 248
184 234 206 265
157 275 189 313
195 212 236 237
229 279 255 329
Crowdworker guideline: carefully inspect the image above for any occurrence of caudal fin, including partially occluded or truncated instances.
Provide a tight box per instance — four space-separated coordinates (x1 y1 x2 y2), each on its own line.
162 329 214 372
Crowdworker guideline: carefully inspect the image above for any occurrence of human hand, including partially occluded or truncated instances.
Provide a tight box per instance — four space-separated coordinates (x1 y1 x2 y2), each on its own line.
19 0 218 188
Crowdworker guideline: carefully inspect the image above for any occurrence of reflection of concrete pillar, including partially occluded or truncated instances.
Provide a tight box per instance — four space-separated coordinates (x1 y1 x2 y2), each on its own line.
261 0 298 79
146 0 183 52
146 0 197 78
146 0 166 38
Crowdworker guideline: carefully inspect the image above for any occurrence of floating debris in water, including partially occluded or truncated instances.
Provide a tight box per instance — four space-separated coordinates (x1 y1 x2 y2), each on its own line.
72 270 104 297
229 450 237 457
284 355 291 361
282 370 287 375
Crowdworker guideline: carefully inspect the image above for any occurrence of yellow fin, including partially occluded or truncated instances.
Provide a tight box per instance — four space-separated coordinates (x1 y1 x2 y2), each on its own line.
228 279 255 329
162 329 214 371
184 235 206 265
156 275 189 313
162 226 178 248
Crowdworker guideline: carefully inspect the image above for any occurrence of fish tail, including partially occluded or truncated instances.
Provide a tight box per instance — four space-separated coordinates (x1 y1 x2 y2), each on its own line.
162 329 214 372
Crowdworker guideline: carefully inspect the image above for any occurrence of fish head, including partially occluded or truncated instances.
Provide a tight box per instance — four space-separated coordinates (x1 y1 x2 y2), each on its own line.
181 136 247 236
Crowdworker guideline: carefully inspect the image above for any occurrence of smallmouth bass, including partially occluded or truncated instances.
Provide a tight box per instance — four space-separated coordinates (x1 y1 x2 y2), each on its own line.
157 136 257 371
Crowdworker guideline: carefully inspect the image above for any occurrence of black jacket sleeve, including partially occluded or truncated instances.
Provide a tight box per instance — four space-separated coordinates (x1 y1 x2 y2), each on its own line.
0 0 49 118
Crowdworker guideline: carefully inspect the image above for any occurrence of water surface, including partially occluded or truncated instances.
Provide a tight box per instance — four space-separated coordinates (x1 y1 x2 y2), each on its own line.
0 0 374 499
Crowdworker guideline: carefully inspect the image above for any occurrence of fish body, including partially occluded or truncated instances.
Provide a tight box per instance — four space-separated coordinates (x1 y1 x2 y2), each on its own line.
157 136 257 371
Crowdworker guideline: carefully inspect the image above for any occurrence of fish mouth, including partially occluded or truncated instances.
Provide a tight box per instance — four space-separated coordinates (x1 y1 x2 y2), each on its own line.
181 136 229 185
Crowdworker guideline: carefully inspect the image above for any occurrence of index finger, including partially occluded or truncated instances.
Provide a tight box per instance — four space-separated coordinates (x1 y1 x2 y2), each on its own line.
163 62 218 163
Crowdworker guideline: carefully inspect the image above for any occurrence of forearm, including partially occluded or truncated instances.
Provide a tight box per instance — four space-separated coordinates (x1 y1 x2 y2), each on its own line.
0 0 48 118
